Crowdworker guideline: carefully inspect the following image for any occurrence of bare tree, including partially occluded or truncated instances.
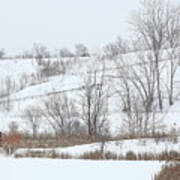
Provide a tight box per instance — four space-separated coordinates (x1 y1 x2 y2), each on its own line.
165 6 180 105
24 106 41 140
19 73 28 90
8 121 19 134
75 44 90 57
5 76 13 111
32 43 50 65
0 48 5 59
103 43 119 59
115 52 162 137
80 65 109 137
103 37 130 59
165 49 180 106
116 36 130 54
41 94 80 137
130 0 180 111
59 48 74 58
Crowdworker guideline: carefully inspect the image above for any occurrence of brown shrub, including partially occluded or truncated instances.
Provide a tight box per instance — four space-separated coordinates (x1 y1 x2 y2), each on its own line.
137 152 155 160
125 151 137 160
79 150 102 160
104 152 118 160
154 163 180 180
2 132 22 154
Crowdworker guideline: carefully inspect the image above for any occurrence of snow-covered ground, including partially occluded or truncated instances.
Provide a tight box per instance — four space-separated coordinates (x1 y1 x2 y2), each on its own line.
0 156 163 180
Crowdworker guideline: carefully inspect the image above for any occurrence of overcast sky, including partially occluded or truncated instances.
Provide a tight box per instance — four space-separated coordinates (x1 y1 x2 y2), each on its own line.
0 0 139 55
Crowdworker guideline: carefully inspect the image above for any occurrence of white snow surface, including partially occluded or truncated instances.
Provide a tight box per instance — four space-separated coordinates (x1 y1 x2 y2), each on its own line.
0 156 163 180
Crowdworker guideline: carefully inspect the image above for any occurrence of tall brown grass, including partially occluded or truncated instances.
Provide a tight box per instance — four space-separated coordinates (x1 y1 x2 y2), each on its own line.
15 150 180 161
154 163 180 180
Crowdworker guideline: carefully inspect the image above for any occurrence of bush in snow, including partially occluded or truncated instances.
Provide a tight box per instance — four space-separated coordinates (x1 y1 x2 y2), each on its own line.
2 132 22 155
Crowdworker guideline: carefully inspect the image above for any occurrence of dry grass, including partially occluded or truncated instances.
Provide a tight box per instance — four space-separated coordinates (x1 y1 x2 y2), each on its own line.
78 150 118 160
15 150 72 159
15 150 180 161
79 150 180 161
154 163 180 180
19 135 98 148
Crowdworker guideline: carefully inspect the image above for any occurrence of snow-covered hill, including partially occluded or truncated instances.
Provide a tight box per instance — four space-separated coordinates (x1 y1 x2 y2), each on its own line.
0 54 180 136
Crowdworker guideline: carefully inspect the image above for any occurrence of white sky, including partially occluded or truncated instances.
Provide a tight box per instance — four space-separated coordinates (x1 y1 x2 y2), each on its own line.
0 0 139 55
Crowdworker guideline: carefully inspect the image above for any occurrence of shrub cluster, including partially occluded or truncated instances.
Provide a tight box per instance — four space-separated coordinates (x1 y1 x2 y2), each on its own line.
2 132 22 154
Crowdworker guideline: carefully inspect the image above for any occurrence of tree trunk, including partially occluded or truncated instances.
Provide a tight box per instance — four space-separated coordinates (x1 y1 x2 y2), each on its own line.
155 54 163 111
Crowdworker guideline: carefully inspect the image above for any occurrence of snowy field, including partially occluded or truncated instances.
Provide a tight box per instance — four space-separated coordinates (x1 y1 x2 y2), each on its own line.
0 156 163 180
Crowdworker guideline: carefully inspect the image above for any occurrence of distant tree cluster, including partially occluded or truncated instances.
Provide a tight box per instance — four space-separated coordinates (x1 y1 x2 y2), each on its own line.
104 37 131 58
0 48 5 59
59 48 74 58
75 43 90 57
